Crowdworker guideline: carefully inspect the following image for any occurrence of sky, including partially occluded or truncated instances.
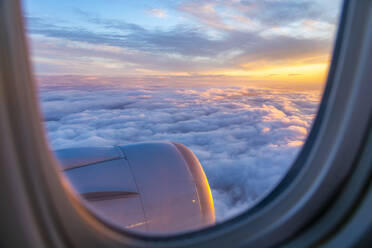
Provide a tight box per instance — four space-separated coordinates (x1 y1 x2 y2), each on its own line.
23 0 342 90
23 0 342 224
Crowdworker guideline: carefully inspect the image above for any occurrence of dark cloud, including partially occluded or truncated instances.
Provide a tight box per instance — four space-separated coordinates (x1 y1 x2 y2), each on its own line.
27 15 216 56
180 0 336 28
239 0 319 25
38 76 320 220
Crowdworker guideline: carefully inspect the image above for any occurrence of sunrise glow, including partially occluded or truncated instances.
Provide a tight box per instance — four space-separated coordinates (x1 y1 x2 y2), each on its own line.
24 0 342 222
24 0 340 89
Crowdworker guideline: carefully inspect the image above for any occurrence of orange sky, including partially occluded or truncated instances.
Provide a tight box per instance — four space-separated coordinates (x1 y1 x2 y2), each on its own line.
26 0 341 90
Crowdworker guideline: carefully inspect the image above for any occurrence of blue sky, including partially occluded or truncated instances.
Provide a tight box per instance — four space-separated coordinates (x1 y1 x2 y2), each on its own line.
23 0 189 30
23 0 342 88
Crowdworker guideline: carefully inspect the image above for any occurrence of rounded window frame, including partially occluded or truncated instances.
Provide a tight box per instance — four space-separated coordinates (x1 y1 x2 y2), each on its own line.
1 0 372 247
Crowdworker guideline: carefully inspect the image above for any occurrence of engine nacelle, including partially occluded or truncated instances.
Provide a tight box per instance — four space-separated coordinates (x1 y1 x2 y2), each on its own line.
55 142 215 234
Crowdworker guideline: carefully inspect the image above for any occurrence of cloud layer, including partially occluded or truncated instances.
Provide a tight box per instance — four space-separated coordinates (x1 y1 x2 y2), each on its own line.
38 76 320 221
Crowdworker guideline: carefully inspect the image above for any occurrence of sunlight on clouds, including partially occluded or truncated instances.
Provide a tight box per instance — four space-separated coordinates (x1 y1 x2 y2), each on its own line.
287 140 305 147
25 0 341 87
37 76 321 220
202 62 329 87
23 0 343 224
146 9 168 19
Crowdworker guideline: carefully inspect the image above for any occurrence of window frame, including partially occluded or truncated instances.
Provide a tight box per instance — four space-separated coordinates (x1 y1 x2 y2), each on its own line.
0 0 372 247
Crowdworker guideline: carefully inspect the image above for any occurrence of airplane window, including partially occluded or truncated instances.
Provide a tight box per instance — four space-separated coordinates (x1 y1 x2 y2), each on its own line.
22 0 343 235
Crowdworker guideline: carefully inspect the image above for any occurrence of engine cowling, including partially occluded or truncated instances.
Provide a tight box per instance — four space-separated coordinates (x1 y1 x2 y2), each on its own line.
55 142 215 234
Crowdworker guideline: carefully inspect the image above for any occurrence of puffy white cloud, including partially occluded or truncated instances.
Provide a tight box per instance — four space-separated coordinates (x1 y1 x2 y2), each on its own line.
38 76 320 221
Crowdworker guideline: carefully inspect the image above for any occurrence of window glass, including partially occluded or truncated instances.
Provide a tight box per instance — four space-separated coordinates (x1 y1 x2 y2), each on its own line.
23 0 342 234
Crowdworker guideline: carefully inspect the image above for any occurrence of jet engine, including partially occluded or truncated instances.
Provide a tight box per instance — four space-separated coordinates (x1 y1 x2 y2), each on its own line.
55 142 215 234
